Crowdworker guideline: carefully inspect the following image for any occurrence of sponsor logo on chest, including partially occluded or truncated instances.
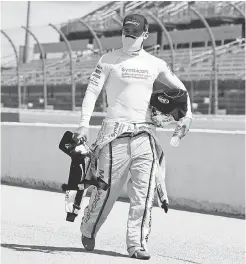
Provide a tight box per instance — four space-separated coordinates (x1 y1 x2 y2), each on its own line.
121 66 151 80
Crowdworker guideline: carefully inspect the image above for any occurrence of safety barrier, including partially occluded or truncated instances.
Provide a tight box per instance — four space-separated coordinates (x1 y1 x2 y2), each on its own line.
1 122 245 217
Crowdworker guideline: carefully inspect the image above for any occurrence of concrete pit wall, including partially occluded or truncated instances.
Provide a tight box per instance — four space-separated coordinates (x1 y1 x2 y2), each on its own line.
1 123 245 217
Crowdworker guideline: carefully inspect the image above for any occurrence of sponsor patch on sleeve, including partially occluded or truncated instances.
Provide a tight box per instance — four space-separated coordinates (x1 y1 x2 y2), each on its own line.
92 73 101 79
95 69 101 74
96 64 102 70
90 77 99 86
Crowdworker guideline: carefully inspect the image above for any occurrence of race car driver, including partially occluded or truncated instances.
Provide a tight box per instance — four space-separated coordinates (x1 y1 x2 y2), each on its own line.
73 13 192 260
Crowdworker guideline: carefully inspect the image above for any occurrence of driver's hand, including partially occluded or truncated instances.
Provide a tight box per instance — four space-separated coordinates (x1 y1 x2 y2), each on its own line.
73 126 89 143
179 116 192 136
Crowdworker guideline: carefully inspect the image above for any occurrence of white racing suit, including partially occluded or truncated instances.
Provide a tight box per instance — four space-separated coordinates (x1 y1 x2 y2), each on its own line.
79 48 192 256
81 121 166 256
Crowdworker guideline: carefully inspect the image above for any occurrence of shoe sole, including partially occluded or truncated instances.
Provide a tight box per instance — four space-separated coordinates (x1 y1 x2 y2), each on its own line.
131 255 151 260
130 251 151 260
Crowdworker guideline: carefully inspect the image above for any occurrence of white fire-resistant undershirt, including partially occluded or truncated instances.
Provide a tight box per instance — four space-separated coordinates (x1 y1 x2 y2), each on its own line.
79 48 192 127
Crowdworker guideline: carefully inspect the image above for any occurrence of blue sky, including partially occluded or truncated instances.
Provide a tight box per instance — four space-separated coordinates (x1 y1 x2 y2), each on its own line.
1 1 108 62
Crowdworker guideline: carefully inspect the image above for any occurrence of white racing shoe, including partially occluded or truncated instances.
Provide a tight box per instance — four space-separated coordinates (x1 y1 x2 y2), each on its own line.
131 249 151 260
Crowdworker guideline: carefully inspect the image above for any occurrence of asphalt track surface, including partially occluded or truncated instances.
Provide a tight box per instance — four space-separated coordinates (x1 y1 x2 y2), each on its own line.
1 185 245 264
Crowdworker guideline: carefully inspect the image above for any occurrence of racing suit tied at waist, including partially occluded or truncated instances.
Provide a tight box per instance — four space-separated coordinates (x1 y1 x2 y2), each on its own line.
88 120 168 206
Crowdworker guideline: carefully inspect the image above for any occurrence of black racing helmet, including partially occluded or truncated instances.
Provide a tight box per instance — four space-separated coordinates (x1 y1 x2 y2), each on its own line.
150 81 188 127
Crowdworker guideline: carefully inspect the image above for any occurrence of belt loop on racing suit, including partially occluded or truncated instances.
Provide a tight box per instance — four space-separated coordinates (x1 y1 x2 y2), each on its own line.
117 123 146 139
132 123 137 138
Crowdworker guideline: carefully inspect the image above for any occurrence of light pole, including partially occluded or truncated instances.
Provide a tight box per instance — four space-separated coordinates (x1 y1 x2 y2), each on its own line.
23 1 31 63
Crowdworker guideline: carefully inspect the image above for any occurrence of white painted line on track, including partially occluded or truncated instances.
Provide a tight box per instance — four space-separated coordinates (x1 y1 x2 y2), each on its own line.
1 122 245 135
1 108 245 120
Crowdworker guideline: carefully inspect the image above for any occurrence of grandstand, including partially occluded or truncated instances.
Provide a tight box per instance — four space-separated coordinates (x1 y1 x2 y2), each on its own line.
1 1 245 114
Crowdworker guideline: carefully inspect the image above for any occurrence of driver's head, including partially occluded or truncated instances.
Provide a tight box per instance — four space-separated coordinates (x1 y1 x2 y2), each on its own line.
122 14 149 51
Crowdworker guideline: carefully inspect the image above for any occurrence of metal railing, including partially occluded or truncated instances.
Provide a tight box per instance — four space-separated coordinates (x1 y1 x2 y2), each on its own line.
191 38 245 65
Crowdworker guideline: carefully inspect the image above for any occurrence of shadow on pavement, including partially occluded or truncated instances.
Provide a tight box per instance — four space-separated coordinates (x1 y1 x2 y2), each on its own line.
1 243 129 258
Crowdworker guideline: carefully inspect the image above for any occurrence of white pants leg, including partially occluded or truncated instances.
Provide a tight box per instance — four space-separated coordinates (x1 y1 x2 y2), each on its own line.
81 133 157 257
127 133 157 257
81 138 130 238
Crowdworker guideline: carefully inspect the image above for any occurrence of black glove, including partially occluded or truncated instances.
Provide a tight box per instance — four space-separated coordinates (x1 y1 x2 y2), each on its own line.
161 200 169 213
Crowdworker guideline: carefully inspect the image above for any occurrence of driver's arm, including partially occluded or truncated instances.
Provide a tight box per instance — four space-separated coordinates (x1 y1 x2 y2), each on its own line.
156 60 192 119
79 55 110 128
